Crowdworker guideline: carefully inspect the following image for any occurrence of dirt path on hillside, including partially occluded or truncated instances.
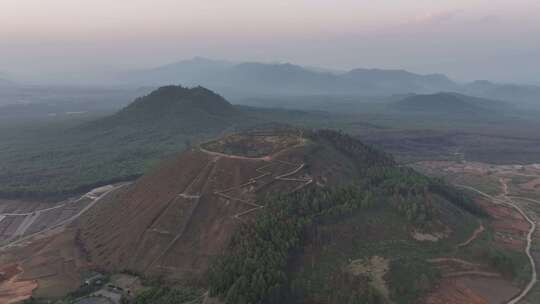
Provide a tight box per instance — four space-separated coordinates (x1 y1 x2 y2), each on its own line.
457 221 485 248
456 182 537 304
508 196 540 205
201 142 313 220
0 264 38 304
199 147 272 161
0 204 66 217
214 160 313 220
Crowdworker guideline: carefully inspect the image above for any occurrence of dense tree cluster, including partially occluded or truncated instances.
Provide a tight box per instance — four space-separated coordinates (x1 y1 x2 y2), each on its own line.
428 178 488 217
208 130 482 304
132 285 204 304
307 129 396 172
484 248 519 277
386 258 440 304
208 187 374 304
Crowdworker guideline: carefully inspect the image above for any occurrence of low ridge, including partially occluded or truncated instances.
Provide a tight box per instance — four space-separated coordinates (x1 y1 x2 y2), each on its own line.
393 92 507 115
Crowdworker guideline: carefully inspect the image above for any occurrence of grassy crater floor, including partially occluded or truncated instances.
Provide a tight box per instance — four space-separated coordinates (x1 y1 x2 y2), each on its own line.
200 129 304 158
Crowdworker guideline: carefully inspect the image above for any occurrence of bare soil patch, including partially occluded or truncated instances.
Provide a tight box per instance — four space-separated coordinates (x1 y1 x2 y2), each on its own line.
0 264 38 304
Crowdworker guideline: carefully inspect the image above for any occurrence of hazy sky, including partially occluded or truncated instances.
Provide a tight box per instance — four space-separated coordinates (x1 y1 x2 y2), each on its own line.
1 0 539 83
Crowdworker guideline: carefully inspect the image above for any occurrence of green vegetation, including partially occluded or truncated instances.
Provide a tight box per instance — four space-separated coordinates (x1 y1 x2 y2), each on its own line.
201 129 302 157
133 286 204 304
207 182 456 304
0 86 254 198
386 258 440 304
207 130 479 304
485 248 518 277
208 187 379 304
429 178 488 217
22 273 111 304
3 84 540 198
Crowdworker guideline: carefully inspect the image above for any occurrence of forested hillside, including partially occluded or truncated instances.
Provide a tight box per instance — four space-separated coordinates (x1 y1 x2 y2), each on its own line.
0 86 255 198
206 130 486 304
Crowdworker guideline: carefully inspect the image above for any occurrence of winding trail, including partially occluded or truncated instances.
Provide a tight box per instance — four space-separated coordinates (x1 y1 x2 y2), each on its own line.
199 146 313 220
212 159 313 220
498 178 538 304
456 181 537 304
147 144 313 271
457 221 485 248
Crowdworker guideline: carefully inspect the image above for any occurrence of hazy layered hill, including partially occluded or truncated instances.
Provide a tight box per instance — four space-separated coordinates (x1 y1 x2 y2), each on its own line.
393 92 509 115
92 85 242 133
342 68 457 93
464 80 540 107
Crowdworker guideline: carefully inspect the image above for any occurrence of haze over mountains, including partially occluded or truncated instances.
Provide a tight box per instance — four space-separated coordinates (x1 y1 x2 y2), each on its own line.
115 57 540 105
120 58 457 95
2 58 540 112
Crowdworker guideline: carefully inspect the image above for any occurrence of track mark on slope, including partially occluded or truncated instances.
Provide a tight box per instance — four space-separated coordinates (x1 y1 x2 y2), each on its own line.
457 221 485 248
212 159 313 221
145 159 218 271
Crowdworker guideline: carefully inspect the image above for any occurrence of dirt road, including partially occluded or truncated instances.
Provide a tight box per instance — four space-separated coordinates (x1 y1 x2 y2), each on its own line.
498 179 537 304
457 222 485 248
456 183 537 304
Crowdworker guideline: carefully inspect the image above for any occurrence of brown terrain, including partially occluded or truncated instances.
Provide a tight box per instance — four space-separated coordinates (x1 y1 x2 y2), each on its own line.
76 131 314 281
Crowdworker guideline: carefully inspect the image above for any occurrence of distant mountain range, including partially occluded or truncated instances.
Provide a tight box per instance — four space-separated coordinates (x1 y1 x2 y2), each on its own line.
117 57 540 105
121 58 459 97
393 92 510 116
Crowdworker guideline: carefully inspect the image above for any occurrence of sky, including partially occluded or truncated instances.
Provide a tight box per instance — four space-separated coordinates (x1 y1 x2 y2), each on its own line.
1 0 539 83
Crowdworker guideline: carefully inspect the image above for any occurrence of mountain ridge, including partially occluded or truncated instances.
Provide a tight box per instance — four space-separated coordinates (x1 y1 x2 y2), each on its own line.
118 58 540 104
